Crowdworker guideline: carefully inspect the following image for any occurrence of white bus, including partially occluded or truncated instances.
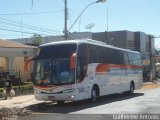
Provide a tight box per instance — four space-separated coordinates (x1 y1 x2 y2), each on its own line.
32 39 143 103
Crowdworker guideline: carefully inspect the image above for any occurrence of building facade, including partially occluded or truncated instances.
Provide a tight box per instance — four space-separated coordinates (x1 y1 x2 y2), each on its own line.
0 39 37 81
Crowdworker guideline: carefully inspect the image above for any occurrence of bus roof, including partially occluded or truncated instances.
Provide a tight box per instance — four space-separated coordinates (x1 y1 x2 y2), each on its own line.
40 39 140 54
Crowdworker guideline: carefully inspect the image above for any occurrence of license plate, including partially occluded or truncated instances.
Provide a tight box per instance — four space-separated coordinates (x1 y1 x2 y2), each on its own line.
48 96 55 100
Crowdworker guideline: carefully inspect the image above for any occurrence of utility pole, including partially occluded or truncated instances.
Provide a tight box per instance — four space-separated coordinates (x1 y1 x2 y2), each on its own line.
64 0 68 40
149 35 153 81
149 35 160 81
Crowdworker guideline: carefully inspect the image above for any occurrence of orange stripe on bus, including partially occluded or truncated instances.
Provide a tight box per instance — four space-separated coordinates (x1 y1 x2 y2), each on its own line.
96 63 142 73
34 85 59 91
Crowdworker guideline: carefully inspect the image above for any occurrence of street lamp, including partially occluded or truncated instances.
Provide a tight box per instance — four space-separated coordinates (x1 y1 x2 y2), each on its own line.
96 0 106 3
67 0 106 33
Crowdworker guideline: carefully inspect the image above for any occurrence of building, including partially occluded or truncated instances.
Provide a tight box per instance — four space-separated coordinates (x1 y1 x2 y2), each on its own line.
0 39 37 81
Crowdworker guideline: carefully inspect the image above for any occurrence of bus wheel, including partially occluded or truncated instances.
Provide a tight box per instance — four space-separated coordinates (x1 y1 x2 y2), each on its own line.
57 101 65 105
91 87 97 102
129 82 134 95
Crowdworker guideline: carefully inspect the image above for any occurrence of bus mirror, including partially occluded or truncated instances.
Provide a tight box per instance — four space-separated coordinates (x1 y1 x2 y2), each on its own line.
24 57 34 72
70 53 76 70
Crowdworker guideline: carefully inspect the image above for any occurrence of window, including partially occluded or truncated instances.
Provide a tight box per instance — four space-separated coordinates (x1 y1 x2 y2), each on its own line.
124 51 129 64
128 52 141 66
76 44 88 82
38 44 77 59
109 49 124 64
89 44 124 65
89 45 98 63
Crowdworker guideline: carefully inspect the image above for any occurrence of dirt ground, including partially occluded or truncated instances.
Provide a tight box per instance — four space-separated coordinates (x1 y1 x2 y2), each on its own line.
141 81 160 90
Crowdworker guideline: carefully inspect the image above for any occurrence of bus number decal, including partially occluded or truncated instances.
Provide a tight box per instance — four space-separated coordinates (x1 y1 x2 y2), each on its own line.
78 87 85 93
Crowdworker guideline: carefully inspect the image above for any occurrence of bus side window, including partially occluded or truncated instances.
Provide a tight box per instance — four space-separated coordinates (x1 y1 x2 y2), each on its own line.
76 61 81 79
76 44 87 82
124 51 129 64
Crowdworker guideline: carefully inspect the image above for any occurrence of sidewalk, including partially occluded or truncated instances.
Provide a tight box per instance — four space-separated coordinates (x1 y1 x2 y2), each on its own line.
0 81 160 109
0 94 43 109
141 79 160 90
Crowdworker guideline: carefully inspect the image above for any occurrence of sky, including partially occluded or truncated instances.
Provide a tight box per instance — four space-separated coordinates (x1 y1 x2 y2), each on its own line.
0 0 160 48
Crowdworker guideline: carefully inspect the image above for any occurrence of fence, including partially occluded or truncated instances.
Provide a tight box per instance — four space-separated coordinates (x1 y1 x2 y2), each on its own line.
9 69 31 82
0 70 31 88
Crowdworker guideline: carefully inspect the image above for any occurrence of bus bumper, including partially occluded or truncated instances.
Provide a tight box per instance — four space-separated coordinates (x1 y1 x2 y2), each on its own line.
34 91 77 102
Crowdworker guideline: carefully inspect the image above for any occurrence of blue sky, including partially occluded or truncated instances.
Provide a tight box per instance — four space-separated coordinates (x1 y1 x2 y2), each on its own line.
0 0 160 48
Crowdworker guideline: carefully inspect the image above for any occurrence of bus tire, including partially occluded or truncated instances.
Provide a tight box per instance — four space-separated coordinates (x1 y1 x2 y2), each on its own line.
124 82 134 95
91 87 97 102
128 82 134 95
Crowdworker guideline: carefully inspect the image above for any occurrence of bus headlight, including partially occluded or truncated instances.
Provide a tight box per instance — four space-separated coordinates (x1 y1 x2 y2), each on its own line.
69 95 75 100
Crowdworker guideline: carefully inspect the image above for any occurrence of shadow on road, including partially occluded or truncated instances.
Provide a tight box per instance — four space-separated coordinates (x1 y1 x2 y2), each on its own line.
27 93 144 114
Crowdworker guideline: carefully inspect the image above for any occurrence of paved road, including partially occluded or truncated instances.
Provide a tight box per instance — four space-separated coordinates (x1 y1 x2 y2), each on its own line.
18 88 160 120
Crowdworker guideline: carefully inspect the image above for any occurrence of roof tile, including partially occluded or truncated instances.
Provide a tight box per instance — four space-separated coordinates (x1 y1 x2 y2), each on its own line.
0 39 37 48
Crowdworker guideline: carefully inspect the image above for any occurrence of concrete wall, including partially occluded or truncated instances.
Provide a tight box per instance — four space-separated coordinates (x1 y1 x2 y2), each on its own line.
0 57 7 72
93 31 129 49
126 31 135 50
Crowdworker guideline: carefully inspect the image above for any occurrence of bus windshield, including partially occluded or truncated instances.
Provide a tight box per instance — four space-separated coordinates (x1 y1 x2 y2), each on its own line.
33 43 77 86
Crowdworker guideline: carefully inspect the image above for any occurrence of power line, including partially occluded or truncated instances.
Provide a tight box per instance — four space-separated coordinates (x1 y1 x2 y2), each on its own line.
0 19 57 34
81 0 143 31
0 26 63 37
0 33 20 37
0 10 63 16
0 28 45 35
0 19 63 38
108 8 142 30
0 1 65 38
0 17 62 35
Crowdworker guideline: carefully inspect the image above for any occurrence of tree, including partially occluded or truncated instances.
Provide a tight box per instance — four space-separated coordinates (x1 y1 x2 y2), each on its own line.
31 33 43 46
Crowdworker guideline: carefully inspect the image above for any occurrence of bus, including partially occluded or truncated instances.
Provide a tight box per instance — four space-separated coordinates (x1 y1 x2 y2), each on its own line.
31 39 143 103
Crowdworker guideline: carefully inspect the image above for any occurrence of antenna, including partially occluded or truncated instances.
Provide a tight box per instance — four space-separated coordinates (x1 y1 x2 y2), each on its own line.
85 23 95 32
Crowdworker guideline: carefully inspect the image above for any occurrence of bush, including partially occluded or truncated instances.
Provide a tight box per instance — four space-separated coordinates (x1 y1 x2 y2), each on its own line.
0 88 3 95
13 84 34 95
0 79 21 88
0 83 34 98
21 82 32 86
0 80 33 88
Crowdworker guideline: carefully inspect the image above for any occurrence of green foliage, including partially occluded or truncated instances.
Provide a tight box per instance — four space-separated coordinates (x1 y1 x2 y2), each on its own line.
0 88 3 95
0 83 34 97
31 33 43 46
13 84 34 95
21 82 33 86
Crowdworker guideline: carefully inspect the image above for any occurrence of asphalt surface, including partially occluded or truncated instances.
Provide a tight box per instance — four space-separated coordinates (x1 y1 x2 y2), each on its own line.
17 87 160 120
